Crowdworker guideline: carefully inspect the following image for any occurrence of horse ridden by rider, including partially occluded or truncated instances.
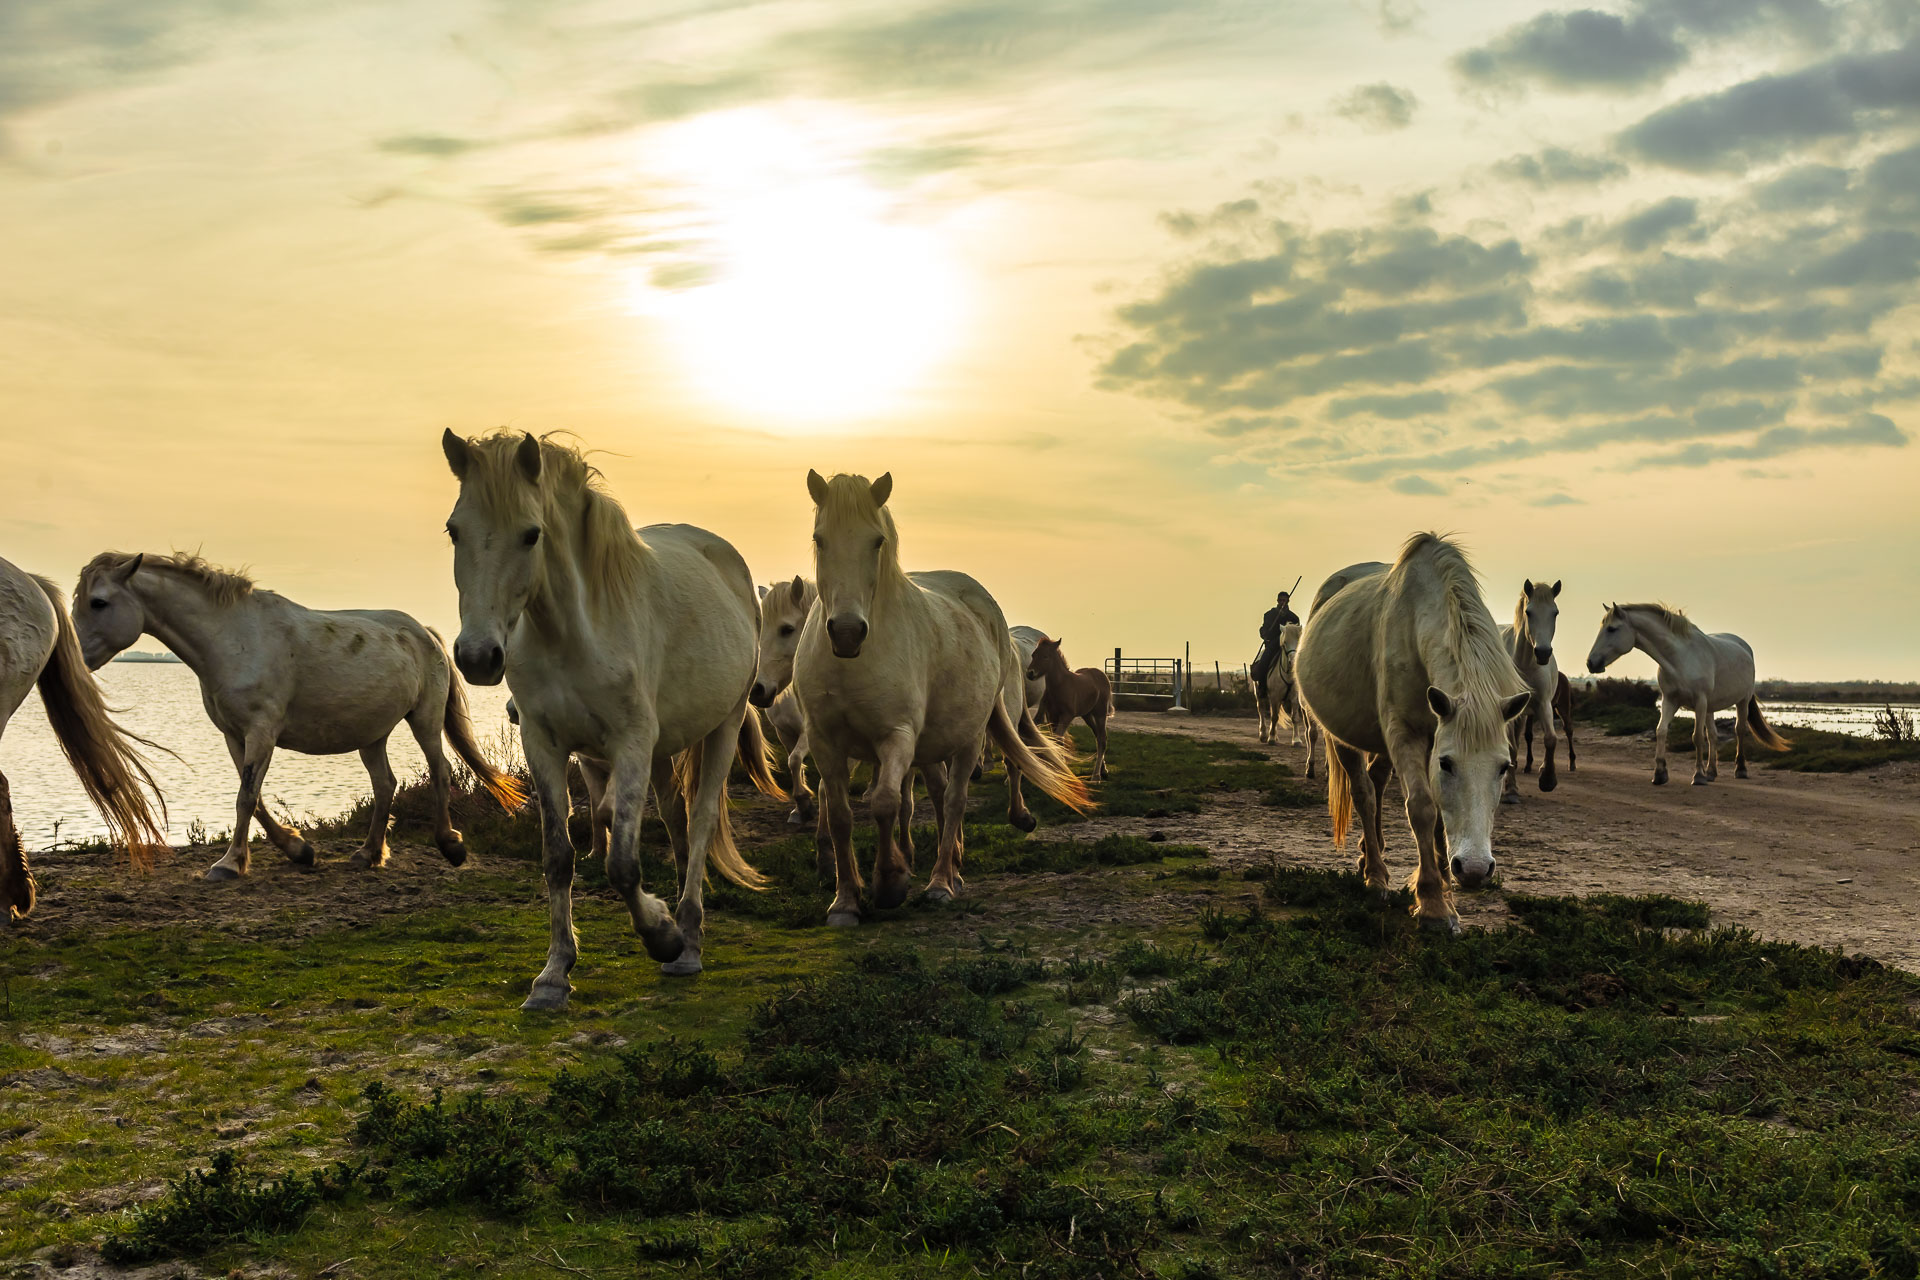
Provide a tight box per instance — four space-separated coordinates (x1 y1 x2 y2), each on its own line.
1248 583 1301 694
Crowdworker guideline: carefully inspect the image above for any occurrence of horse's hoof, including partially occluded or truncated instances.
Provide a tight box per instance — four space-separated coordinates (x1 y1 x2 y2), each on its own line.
1692 773 1710 786
1736 766 1749 779
1500 792 1520 805
1373 888 1391 908
1010 811 1037 834
438 837 469 867
1539 774 1557 794
1522 765 1534 776
1420 914 1462 936
286 841 316 867
826 909 861 928
786 809 804 827
660 954 703 978
1652 770 1668 786
638 917 685 963
203 864 242 881
347 852 375 871
922 884 953 904
874 877 911 910
520 987 570 1012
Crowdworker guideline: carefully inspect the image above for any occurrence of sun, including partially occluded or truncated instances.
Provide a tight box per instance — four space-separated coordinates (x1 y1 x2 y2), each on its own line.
626 109 966 430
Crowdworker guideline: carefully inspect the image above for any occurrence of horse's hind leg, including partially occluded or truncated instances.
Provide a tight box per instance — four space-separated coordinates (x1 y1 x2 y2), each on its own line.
651 758 690 889
816 741 861 925
866 731 915 909
787 731 816 826
930 741 980 903
407 707 466 867
1733 702 1751 779
1089 710 1109 781
349 737 397 870
1561 693 1576 773
1692 698 1715 785
898 769 918 874
0 770 36 922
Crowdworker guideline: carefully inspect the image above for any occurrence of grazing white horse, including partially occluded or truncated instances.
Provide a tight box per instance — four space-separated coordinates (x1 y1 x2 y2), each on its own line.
443 430 782 1004
1 556 169 921
794 471 1090 925
1498 579 1563 802
750 575 819 827
1585 603 1789 786
73 552 524 881
1296 535 1530 931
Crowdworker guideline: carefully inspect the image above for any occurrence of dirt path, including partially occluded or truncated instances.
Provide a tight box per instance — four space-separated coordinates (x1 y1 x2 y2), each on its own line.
1118 711 1920 971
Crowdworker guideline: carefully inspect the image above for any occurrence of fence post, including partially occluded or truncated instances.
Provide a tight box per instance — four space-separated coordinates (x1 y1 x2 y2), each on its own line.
1215 660 1221 691
1112 647 1122 687
1173 659 1184 709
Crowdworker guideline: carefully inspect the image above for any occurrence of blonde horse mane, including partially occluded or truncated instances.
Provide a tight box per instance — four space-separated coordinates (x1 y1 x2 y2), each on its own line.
764 576 818 617
1394 533 1525 746
816 473 903 575
462 432 650 616
1611 602 1697 638
79 551 254 608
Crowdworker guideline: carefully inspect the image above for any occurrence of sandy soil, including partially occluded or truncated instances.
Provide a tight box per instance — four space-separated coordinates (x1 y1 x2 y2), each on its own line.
1115 711 1920 972
9 712 1916 971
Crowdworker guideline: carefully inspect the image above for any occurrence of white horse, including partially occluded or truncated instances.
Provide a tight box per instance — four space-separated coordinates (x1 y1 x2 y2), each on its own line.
1498 579 1562 802
1257 623 1320 776
1 556 169 921
749 575 819 827
1311 561 1390 615
794 471 1090 925
1585 603 1788 786
1009 625 1049 711
73 551 524 881
1296 535 1531 930
443 430 783 1004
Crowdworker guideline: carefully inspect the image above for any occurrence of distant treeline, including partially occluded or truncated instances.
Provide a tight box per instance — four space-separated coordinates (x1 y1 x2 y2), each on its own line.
1753 679 1920 703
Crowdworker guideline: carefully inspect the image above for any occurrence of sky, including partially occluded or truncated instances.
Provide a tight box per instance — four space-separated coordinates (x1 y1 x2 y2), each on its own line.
3 0 1918 681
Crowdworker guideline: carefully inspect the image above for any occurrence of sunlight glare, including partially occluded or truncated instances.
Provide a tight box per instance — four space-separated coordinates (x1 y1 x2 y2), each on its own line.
628 109 965 429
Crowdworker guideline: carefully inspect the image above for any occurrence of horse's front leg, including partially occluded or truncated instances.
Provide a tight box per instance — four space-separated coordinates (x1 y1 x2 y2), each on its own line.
787 731 816 826
1537 690 1559 793
867 731 915 909
522 730 583 1011
208 731 277 881
1090 710 1109 781
221 731 314 869
816 741 860 925
603 733 685 966
1652 695 1677 785
1386 728 1455 932
1501 718 1523 804
1694 699 1717 785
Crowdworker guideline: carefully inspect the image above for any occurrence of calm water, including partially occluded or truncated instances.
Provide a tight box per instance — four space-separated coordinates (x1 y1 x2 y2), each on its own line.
1 662 515 848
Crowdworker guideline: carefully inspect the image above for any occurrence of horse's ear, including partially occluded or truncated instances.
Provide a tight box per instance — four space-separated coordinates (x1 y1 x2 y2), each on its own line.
442 428 470 479
790 573 806 601
870 472 893 507
1551 580 1562 597
807 469 829 506
113 553 144 585
1426 686 1455 721
515 432 542 483
757 583 770 601
1524 579 1534 596
1501 691 1533 723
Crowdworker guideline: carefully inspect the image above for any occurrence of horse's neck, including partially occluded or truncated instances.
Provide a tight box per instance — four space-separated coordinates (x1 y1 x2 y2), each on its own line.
1628 611 1685 672
870 560 921 620
135 574 243 675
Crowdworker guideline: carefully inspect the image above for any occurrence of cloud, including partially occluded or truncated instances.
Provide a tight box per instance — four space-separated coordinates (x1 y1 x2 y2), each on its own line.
1620 35 1920 173
1612 196 1703 251
1327 390 1451 419
1494 146 1628 187
1532 492 1584 506
1635 412 1907 466
1331 82 1418 131
377 134 482 158
1456 9 1688 93
1391 474 1448 494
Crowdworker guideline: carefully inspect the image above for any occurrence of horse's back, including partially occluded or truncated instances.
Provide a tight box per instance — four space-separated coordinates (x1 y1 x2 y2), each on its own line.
908 570 1009 641
1296 570 1390 753
0 557 59 723
642 523 756 605
1312 561 1389 616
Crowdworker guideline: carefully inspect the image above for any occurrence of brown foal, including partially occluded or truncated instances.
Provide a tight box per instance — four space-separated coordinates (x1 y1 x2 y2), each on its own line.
1025 637 1112 780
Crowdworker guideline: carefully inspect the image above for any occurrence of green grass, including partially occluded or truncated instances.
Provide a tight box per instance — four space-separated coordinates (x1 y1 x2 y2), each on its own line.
1596 713 1920 773
92 872 1920 1279
978 724 1312 821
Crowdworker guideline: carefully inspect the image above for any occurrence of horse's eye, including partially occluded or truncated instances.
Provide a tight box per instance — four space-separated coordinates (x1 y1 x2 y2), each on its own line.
523 528 541 547
873 536 885 551
813 535 824 548
1439 756 1454 774
90 598 108 611
779 624 795 638
446 526 458 544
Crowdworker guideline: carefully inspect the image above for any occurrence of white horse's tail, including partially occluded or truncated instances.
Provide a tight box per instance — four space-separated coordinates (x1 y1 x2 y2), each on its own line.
431 629 529 813
672 740 767 890
31 575 169 869
991 702 1094 813
736 706 788 802
1746 697 1791 751
1325 736 1352 849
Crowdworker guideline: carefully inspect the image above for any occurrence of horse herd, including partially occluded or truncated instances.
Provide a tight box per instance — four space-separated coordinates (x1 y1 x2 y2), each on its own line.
0 430 1789 1004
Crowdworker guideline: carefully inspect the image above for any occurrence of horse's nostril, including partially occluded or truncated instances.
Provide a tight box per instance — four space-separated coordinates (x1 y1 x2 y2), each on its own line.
1450 855 1463 877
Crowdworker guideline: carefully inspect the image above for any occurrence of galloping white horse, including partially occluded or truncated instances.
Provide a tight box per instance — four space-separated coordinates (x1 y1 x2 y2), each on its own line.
1498 579 1562 801
1586 604 1788 785
1 555 168 920
73 551 524 881
750 575 819 826
1296 535 1530 931
443 430 782 1004
794 471 1090 925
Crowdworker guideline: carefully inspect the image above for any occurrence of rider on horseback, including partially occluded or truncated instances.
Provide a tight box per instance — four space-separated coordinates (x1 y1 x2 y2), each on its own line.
1249 582 1301 689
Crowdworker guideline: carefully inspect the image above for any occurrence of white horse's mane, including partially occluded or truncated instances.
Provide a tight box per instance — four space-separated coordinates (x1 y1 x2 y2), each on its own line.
1611 602 1697 638
1395 532 1523 744
816 473 903 576
78 550 254 607
464 432 651 616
